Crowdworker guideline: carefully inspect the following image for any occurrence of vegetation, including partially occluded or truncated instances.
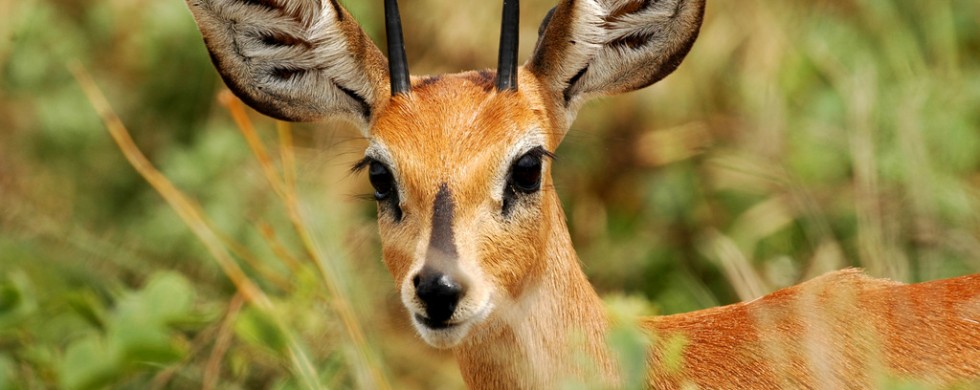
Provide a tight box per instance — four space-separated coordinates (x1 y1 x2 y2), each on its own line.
1 0 978 388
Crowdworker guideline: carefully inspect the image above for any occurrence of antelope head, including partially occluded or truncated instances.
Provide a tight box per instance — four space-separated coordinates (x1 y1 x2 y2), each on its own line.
185 0 705 349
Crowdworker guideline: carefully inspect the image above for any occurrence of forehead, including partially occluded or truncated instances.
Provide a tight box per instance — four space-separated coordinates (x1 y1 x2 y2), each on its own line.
368 71 552 179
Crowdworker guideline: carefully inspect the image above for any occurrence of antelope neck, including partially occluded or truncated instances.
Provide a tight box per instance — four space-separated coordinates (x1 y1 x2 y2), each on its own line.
453 193 616 388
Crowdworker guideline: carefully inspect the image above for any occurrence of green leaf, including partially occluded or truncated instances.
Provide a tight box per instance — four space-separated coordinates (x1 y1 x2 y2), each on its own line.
111 324 185 366
659 334 689 374
0 285 19 313
59 336 119 390
0 272 36 329
140 272 194 322
107 272 194 366
66 290 108 330
604 295 656 390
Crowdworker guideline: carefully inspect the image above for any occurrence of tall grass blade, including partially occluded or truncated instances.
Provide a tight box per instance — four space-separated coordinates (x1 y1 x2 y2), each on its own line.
71 63 325 390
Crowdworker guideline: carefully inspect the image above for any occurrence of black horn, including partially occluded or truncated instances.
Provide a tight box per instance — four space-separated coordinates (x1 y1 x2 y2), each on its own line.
385 0 411 95
496 0 519 91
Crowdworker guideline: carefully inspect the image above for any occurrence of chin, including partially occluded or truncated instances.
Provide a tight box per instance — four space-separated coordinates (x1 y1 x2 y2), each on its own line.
412 318 477 348
411 300 494 349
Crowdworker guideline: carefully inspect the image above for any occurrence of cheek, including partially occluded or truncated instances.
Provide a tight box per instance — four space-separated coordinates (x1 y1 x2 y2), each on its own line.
478 216 547 299
381 247 414 286
377 215 423 285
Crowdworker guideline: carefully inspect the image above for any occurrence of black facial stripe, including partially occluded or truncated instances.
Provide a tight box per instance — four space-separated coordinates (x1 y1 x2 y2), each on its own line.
428 183 458 258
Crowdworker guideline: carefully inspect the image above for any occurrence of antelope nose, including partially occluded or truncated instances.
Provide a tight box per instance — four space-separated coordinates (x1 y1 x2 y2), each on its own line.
413 269 465 326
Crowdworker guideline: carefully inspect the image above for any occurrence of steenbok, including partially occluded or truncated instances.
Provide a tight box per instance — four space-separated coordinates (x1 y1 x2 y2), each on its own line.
184 0 980 387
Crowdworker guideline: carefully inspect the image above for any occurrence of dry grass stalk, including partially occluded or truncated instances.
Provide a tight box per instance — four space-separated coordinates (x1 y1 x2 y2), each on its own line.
71 63 324 389
220 92 391 390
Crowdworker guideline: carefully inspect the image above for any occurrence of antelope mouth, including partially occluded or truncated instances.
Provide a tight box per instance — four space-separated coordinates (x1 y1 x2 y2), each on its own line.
414 313 458 330
412 298 493 330
410 298 494 348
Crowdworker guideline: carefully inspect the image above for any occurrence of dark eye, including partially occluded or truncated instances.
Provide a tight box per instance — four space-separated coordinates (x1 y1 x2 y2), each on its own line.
369 160 395 200
509 152 543 193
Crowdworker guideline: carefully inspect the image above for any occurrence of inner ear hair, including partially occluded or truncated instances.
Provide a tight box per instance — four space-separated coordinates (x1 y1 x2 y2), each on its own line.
528 0 706 107
185 0 390 127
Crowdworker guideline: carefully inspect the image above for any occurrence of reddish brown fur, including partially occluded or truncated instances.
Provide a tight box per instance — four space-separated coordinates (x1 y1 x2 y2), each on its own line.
188 0 980 387
369 63 980 390
646 270 980 389
370 72 980 389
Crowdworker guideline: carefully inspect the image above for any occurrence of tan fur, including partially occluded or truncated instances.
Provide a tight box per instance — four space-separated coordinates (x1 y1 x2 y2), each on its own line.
186 0 980 388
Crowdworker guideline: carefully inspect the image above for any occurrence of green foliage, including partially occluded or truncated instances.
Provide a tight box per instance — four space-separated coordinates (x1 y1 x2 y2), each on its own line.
0 272 36 330
1 0 978 388
57 272 197 390
604 295 656 390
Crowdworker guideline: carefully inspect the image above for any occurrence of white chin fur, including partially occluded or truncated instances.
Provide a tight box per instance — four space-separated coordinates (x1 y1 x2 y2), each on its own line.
412 301 494 349
413 320 475 349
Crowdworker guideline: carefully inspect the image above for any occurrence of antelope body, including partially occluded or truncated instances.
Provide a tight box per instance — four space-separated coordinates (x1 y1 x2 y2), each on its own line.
184 0 980 388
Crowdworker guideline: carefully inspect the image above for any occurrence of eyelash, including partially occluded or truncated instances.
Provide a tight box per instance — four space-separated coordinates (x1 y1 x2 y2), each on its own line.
354 157 403 221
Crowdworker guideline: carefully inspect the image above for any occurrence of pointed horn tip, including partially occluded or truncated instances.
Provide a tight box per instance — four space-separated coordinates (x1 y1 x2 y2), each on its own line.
495 0 520 92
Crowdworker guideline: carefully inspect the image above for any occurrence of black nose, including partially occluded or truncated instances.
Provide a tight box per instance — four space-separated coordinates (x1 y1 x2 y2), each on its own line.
413 269 464 326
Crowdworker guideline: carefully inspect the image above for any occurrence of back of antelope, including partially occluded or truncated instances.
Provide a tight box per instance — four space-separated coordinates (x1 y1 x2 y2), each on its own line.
184 0 980 388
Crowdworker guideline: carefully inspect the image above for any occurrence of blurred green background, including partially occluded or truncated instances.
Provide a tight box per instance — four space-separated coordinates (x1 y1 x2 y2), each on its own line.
2 0 979 388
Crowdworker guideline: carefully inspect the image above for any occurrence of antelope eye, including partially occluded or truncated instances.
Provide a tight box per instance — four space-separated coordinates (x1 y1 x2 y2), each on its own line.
510 152 543 193
369 160 395 200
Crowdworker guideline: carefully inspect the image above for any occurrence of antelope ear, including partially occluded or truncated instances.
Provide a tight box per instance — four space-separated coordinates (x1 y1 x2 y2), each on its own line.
185 0 390 127
527 0 705 113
